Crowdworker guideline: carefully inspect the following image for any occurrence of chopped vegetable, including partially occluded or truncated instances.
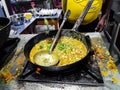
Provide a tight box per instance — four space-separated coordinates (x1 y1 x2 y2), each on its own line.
57 42 67 50
39 45 43 49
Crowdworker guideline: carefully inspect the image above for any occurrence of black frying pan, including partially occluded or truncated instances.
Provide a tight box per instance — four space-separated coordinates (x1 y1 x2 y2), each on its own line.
24 30 91 72
24 0 93 72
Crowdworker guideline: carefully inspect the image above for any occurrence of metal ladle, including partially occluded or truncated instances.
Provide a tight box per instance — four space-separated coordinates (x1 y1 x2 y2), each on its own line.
33 10 71 66
33 0 94 66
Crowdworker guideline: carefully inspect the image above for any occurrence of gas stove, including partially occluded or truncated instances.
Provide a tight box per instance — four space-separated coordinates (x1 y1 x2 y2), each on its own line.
18 52 104 86
0 38 20 70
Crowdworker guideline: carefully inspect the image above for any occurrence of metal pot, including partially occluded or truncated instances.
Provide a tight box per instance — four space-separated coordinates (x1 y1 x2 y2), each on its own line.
0 17 11 48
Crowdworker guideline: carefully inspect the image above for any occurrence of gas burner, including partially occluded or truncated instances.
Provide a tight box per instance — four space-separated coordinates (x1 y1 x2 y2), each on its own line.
18 52 104 86
0 38 20 70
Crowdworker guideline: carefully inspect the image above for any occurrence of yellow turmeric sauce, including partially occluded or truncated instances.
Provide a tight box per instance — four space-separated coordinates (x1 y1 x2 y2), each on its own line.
30 36 87 66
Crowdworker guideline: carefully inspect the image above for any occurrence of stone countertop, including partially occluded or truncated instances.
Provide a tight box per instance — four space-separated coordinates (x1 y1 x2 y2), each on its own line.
0 32 120 90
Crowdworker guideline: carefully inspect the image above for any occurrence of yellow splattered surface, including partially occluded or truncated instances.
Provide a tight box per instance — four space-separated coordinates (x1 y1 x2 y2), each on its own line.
0 36 120 87
91 37 120 85
0 48 26 84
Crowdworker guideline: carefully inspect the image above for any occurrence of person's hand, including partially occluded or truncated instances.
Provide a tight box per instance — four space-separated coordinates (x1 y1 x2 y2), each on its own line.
95 16 106 32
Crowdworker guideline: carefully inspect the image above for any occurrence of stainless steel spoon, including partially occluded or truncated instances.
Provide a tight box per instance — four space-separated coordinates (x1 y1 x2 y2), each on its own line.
33 10 71 66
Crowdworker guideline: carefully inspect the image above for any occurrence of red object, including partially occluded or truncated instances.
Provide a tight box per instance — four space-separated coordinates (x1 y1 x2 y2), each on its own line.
36 67 41 72
31 2 35 8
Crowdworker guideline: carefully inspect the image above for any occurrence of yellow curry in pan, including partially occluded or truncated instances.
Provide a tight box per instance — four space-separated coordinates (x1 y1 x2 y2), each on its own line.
30 36 87 66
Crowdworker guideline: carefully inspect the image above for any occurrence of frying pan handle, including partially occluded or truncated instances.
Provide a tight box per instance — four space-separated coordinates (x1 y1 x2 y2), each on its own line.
72 0 94 31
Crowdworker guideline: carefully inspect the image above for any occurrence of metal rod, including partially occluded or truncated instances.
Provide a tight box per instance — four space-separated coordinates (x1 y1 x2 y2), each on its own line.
109 23 120 54
104 25 120 59
72 0 94 31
